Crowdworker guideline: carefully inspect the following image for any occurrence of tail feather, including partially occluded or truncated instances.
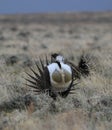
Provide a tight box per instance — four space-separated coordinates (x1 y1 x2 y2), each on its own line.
35 63 43 75
30 67 41 80
78 54 90 76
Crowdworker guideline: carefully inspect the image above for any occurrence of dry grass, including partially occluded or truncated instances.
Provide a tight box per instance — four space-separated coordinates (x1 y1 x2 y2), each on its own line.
0 12 112 130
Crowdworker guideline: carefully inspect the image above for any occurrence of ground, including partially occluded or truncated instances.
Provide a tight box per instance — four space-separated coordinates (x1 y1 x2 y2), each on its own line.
0 12 112 130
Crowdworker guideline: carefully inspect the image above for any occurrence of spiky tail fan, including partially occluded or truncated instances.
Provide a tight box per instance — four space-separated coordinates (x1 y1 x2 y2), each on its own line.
78 54 90 77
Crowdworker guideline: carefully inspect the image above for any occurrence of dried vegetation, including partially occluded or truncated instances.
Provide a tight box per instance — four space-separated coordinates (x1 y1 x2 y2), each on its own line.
0 12 112 130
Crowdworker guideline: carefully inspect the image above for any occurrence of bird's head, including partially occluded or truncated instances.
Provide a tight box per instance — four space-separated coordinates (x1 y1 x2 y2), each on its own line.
51 53 64 63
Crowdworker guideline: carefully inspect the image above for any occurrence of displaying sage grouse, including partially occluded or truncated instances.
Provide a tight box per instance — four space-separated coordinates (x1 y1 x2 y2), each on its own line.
26 53 90 100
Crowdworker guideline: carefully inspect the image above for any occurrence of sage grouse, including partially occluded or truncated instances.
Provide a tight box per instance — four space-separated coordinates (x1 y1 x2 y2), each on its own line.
26 53 90 100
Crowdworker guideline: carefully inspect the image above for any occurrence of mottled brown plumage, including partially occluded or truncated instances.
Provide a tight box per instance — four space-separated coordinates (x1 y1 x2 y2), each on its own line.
26 54 90 100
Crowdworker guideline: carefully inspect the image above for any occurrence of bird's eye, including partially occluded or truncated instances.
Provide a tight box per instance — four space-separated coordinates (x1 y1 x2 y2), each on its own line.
52 70 62 83
64 70 72 83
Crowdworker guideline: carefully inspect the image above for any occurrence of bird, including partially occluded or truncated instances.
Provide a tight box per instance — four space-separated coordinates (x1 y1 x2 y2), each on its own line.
25 53 90 100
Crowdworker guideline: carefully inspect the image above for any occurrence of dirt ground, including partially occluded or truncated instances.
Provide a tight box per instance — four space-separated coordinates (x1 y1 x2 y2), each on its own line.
0 12 112 130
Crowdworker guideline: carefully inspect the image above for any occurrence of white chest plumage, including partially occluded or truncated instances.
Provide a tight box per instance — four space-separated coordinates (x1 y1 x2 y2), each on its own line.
47 62 72 92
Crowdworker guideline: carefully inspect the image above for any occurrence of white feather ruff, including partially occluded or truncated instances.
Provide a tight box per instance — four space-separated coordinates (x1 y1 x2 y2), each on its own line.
47 62 72 91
